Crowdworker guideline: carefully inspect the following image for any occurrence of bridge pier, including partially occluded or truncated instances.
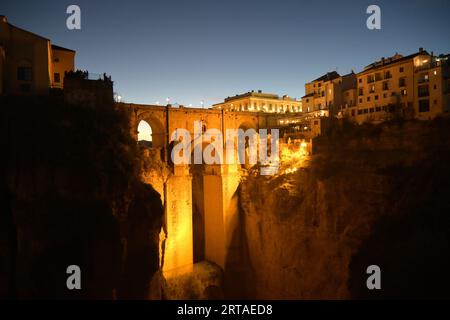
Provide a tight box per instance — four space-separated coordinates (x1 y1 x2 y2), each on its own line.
162 165 194 277
203 164 241 269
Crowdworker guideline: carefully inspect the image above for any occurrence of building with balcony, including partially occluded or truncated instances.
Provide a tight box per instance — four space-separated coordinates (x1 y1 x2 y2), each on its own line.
345 48 450 123
0 15 75 96
212 90 302 113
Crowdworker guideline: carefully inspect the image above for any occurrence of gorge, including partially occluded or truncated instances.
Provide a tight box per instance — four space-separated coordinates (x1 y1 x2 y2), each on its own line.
2 96 450 299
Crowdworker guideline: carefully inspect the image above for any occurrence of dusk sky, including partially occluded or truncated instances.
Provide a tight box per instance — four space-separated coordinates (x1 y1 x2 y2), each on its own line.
1 0 450 106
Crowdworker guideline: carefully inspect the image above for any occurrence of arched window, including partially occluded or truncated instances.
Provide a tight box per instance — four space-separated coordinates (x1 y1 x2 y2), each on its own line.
137 120 153 147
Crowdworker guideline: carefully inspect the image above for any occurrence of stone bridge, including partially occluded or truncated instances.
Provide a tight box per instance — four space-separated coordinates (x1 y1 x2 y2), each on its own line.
124 103 275 277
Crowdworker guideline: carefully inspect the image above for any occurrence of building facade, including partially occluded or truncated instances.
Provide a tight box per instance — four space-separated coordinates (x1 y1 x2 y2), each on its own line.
301 71 357 116
212 90 302 113
340 48 450 123
0 15 75 95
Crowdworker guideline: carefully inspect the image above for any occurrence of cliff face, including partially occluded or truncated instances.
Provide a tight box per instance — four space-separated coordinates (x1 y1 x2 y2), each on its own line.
228 119 450 299
0 97 163 299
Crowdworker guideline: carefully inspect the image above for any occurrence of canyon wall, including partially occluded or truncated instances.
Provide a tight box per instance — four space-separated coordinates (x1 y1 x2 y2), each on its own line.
0 97 163 299
226 119 450 299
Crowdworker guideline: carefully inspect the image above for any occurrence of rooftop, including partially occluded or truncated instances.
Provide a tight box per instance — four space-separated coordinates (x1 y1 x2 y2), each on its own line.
361 49 429 73
221 90 297 103
311 71 341 83
51 44 76 53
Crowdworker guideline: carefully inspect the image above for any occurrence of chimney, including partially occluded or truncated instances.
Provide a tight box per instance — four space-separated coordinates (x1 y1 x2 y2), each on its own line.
419 47 424 53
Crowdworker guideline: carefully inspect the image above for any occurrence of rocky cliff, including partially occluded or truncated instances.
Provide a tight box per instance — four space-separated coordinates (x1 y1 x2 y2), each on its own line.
0 97 163 299
226 118 450 299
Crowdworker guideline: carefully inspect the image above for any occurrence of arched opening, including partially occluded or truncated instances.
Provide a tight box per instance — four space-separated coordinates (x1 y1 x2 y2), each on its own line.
238 121 258 169
137 120 153 148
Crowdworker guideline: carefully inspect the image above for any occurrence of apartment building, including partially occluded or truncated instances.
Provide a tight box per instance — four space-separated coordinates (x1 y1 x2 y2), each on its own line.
343 48 450 123
301 71 356 117
212 90 302 113
0 15 75 95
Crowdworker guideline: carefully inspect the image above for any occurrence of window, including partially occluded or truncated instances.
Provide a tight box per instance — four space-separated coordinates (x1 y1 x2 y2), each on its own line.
383 81 389 90
375 95 379 100
433 85 437 89
367 97 371 102
418 73 429 83
418 85 429 97
376 106 382 112
399 67 404 73
434 100 437 105
383 93 387 98
384 71 392 79
357 109 363 115
419 99 430 112
54 58 59 63
17 67 32 81
351 110 355 116
401 90 407 96
54 73 60 83
369 108 375 113
399 78 406 87
369 85 375 93
359 88 364 96
367 75 375 83
364 109 368 114
359 98 363 103
359 78 362 83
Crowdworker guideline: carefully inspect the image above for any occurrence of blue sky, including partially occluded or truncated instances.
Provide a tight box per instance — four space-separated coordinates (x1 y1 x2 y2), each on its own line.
1 0 450 106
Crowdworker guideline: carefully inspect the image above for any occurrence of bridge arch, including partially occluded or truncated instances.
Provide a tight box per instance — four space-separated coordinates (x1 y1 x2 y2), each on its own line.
136 112 166 149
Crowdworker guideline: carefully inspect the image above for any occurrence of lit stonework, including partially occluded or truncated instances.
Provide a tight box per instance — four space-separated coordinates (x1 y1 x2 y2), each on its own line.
213 90 302 113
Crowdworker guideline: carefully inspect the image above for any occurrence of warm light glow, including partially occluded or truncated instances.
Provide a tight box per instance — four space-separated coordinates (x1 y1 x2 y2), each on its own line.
137 120 152 141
